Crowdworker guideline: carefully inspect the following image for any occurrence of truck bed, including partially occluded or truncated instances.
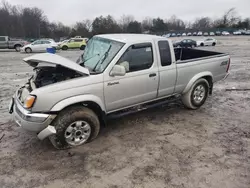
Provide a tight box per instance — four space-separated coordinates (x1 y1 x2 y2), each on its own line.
174 48 227 62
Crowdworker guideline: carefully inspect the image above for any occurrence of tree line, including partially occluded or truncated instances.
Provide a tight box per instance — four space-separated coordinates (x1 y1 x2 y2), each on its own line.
0 0 250 40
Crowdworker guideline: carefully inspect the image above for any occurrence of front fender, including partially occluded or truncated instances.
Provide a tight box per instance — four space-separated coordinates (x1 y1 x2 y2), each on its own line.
50 94 106 112
182 71 213 94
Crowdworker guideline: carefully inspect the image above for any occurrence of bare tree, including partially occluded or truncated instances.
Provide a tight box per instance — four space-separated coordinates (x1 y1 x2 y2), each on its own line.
119 15 134 32
214 8 240 28
142 17 153 32
192 17 212 30
166 15 186 31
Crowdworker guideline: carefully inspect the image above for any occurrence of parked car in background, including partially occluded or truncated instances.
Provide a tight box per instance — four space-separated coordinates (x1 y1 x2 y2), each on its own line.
20 39 58 53
215 31 221 36
203 32 208 36
182 33 187 36
193 32 197 36
0 36 28 52
209 32 215 36
187 32 192 36
245 30 250 35
40 38 55 42
177 33 181 37
233 31 241 35
171 33 176 37
196 38 217 46
57 39 69 46
60 38 87 50
222 31 230 36
9 34 230 149
197 31 203 36
174 39 197 48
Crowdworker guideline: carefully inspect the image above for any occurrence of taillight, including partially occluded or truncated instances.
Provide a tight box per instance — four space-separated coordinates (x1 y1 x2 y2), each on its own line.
226 58 231 73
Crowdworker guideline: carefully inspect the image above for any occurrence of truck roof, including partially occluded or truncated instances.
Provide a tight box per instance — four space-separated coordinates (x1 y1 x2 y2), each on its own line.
96 34 166 43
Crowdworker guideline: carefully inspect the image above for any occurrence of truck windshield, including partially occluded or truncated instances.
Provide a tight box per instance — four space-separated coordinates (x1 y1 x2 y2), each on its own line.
81 37 124 73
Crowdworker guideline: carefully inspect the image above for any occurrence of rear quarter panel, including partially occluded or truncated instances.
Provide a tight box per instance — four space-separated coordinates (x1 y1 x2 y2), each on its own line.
175 55 230 94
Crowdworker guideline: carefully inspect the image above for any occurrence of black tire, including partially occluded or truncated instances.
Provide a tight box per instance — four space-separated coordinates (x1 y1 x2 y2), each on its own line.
62 45 68 50
200 43 204 47
181 78 209 110
212 42 216 46
25 47 32 53
80 45 86 50
14 44 21 52
49 106 100 149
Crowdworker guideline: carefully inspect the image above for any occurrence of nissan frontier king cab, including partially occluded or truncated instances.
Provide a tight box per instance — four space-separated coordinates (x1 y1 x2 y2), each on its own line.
9 34 230 149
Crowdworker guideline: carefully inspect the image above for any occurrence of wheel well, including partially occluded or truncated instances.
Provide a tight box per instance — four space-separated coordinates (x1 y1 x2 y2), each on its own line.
60 101 106 127
14 44 21 47
202 76 213 95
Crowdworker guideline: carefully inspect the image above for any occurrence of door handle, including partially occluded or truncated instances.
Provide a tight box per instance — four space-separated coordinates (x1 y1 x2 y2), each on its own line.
149 73 156 77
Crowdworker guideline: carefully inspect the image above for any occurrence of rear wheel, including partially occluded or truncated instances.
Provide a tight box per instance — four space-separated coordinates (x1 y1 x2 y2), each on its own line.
62 45 68 50
212 42 216 46
14 44 21 52
191 44 195 48
181 78 209 110
200 43 204 47
49 106 100 149
25 47 32 53
80 45 86 50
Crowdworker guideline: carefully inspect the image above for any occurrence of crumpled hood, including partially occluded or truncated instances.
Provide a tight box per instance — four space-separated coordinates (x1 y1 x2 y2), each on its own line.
23 53 90 75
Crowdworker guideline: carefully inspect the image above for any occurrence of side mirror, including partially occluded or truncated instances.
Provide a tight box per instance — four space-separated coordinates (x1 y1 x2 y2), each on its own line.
110 65 126 76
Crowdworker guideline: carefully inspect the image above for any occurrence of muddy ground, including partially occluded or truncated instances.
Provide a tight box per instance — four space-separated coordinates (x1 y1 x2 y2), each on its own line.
0 36 249 188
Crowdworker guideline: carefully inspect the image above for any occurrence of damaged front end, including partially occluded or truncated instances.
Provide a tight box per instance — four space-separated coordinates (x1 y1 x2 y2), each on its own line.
10 53 90 140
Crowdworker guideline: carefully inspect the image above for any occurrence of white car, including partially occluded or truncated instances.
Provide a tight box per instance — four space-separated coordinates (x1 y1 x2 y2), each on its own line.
209 32 215 36
21 39 58 53
222 31 230 36
187 32 192 36
182 33 187 36
196 38 217 46
57 39 69 46
197 31 203 36
233 31 241 35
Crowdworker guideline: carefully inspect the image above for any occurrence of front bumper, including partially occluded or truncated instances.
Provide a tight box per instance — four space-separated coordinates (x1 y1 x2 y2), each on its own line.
9 96 57 139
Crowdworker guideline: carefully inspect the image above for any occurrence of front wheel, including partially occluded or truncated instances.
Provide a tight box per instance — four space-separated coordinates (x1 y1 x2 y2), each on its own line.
181 78 209 110
25 47 32 53
49 106 100 149
212 42 216 46
61 45 68 50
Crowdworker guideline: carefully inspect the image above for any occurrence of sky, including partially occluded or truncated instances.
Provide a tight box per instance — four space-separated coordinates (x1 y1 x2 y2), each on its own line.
7 0 250 25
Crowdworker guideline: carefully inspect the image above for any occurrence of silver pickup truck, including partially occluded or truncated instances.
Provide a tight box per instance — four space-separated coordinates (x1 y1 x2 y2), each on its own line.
0 36 28 52
9 34 230 149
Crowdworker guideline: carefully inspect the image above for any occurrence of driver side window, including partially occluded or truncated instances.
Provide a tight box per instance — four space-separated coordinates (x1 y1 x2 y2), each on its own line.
117 43 153 73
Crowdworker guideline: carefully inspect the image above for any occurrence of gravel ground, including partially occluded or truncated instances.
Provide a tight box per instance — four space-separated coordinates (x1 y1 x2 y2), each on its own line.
0 36 249 188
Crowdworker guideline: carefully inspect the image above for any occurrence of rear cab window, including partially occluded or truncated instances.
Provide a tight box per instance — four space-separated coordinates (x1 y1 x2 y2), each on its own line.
158 41 172 66
0 37 6 41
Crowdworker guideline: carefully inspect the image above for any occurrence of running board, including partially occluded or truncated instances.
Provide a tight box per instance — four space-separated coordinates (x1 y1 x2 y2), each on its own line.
107 95 181 119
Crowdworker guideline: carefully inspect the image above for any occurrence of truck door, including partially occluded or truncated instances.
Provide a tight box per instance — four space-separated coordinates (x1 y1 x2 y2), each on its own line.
0 36 7 48
156 40 177 97
104 43 159 112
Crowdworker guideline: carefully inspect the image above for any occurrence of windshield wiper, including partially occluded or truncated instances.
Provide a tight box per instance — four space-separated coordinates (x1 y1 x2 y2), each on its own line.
80 53 100 67
93 45 112 72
